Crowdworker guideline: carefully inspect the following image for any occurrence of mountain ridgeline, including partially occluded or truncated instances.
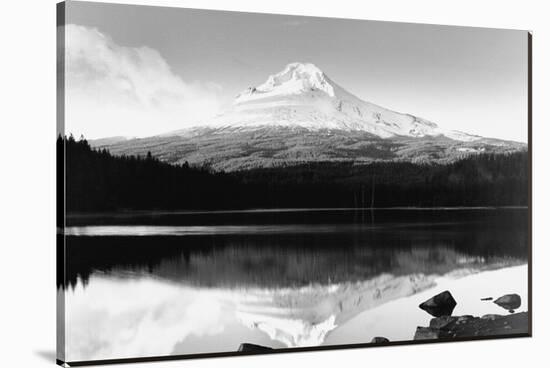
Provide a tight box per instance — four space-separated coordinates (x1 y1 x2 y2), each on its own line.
60 136 528 213
67 64 528 212
92 62 525 172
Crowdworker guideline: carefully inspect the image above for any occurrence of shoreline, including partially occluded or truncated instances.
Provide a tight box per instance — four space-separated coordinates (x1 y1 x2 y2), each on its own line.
323 264 528 346
65 206 528 219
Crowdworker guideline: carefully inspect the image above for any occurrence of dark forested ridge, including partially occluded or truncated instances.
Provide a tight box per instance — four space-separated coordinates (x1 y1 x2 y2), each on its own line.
59 135 528 213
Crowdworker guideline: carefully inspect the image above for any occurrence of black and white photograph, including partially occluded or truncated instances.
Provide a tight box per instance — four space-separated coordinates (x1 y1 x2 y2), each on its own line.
56 1 531 365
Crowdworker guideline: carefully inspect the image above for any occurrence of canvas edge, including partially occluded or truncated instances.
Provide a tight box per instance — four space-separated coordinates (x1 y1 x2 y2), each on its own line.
59 333 531 367
54 4 534 366
527 30 533 338
56 0 67 365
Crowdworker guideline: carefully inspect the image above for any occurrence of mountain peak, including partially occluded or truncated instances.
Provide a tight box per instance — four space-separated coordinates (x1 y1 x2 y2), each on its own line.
261 62 334 95
210 62 480 142
235 62 336 104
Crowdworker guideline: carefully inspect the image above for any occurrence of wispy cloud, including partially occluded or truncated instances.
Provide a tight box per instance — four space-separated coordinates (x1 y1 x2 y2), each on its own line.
64 24 223 138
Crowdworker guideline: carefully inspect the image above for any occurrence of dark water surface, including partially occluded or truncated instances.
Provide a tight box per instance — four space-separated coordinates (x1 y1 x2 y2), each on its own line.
62 208 528 361
64 208 528 288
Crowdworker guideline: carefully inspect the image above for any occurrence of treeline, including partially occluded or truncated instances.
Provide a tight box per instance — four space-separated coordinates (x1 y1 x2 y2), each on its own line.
58 135 528 212
60 135 241 212
238 153 529 208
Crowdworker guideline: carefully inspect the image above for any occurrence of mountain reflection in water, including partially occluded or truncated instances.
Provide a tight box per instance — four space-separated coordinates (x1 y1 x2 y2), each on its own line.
62 209 528 361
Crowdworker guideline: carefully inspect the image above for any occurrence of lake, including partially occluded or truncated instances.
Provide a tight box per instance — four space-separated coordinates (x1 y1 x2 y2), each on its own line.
60 208 529 362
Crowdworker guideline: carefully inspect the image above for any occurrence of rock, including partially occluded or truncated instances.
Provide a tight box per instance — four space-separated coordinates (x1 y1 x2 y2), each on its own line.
418 290 457 317
370 337 390 343
414 327 441 340
456 315 475 324
494 294 521 311
481 314 503 321
238 343 273 353
414 312 528 341
429 316 457 329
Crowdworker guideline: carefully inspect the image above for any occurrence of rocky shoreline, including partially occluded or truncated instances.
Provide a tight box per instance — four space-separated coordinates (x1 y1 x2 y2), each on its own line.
414 312 528 340
237 290 528 352
413 291 528 340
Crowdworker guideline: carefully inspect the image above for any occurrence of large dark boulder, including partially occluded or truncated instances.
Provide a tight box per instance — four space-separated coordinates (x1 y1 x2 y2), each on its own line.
493 294 521 311
370 337 390 343
238 343 273 353
418 291 457 317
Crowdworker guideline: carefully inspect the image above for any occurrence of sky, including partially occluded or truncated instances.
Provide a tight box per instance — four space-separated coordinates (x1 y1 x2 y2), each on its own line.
63 1 529 141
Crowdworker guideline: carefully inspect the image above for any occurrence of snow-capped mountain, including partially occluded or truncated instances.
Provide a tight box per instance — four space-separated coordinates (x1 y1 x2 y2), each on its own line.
92 62 525 171
185 62 477 141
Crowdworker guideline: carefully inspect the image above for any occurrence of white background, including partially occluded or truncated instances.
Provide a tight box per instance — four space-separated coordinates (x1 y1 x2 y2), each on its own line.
0 0 547 367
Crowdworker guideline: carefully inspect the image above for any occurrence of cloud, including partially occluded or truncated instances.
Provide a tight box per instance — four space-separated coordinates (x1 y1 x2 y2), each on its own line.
64 24 223 138
66 277 227 361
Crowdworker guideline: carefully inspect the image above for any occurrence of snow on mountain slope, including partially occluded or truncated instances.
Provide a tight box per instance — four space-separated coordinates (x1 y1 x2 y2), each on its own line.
190 62 479 141
93 62 526 171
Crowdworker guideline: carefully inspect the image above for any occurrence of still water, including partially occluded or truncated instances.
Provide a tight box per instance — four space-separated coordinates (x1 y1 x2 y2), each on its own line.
61 208 528 361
